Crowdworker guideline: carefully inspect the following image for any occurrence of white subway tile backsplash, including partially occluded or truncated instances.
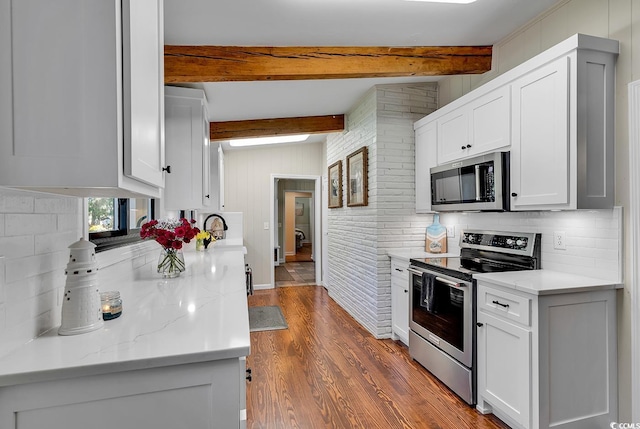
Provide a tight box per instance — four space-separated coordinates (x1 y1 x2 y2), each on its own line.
34 231 79 254
0 193 34 213
5 213 57 236
0 235 35 259
34 197 78 214
5 250 69 284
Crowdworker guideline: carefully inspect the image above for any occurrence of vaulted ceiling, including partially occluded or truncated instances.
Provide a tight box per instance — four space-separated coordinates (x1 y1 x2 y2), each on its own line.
163 0 562 143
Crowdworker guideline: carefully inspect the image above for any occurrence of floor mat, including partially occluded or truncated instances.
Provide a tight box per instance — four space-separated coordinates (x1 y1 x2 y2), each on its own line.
248 306 288 332
275 265 294 281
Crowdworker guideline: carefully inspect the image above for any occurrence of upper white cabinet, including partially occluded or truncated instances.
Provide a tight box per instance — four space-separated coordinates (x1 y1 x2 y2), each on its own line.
0 0 164 198
510 39 617 210
437 86 510 164
414 121 437 213
414 34 618 211
210 144 226 211
164 86 211 211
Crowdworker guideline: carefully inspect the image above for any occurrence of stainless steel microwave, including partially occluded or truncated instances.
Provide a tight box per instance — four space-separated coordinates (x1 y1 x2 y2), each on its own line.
430 152 510 212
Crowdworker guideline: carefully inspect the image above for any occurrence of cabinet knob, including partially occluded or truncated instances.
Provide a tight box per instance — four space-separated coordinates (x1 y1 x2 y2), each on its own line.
461 146 466 150
466 144 472 148
404 289 408 293
476 322 484 327
511 192 518 197
205 194 210 199
162 165 172 174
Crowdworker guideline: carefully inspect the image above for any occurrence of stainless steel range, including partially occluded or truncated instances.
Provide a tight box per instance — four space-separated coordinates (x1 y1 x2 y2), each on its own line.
408 230 541 405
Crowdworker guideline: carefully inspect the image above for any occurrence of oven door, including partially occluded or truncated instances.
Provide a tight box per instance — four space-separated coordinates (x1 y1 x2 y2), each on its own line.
408 267 473 368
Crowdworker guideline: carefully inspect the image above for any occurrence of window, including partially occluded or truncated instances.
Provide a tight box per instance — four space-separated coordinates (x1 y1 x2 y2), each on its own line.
88 198 155 252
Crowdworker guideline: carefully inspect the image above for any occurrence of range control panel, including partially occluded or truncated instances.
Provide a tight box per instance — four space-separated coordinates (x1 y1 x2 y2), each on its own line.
461 231 539 255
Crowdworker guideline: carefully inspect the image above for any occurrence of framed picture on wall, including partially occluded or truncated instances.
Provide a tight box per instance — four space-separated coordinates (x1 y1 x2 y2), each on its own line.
347 146 368 207
328 160 342 208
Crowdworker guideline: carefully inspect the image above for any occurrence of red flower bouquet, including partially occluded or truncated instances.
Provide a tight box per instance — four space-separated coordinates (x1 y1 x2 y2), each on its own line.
140 218 200 277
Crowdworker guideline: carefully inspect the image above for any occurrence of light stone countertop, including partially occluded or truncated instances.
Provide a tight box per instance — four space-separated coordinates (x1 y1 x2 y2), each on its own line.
387 249 458 262
0 247 250 388
473 269 623 295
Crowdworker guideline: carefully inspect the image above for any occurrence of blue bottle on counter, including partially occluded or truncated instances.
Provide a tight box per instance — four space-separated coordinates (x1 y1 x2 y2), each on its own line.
426 213 447 254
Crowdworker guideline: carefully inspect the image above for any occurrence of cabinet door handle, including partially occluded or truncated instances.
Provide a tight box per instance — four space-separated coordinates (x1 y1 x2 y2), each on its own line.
246 368 252 382
404 289 408 293
205 194 210 198
466 144 472 148
461 145 466 150
492 300 509 308
476 322 484 327
511 192 518 197
162 165 172 174
394 268 403 272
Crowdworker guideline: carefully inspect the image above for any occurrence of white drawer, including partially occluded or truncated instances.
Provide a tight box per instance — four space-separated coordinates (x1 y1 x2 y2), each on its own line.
391 261 409 280
478 284 531 327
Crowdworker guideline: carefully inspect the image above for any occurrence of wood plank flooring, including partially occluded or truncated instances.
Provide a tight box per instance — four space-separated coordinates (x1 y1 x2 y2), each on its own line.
246 286 509 429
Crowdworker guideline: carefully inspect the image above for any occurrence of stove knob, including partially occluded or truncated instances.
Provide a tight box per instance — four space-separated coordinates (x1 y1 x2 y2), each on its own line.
506 239 513 245
516 239 524 246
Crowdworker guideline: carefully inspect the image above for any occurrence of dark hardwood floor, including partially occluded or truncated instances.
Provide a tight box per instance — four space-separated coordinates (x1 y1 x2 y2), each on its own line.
246 286 509 429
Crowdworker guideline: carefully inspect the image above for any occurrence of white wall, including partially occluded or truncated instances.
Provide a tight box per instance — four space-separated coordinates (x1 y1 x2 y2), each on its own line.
326 83 438 337
223 143 324 286
437 0 638 419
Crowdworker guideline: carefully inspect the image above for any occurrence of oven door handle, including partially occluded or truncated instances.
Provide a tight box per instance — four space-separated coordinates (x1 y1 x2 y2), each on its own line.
407 268 467 289
407 267 425 276
435 276 466 288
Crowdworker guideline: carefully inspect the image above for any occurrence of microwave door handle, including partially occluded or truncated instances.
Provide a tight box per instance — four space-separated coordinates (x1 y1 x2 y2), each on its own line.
475 164 481 201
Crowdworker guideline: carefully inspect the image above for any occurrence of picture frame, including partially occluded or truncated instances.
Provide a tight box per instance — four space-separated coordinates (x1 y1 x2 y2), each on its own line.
328 160 342 208
346 146 368 207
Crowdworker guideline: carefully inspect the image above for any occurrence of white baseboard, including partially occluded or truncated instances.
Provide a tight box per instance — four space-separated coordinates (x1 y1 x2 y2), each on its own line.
253 283 274 290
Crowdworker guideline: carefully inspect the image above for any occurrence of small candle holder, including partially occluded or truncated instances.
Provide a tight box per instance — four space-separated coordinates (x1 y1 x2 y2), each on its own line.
100 291 123 321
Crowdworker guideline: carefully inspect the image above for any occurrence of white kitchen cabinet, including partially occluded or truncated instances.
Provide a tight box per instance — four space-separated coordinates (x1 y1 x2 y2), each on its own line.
0 0 164 198
164 86 211 210
437 86 510 165
414 121 437 213
390 257 409 345
476 281 618 429
509 37 617 210
0 358 246 429
210 144 226 211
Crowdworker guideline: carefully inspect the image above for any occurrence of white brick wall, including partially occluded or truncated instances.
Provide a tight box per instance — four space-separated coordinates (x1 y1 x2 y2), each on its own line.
0 187 157 358
327 83 438 338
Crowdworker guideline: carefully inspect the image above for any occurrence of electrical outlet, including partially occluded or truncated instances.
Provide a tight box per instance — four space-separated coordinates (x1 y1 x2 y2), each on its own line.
446 225 455 238
553 231 566 250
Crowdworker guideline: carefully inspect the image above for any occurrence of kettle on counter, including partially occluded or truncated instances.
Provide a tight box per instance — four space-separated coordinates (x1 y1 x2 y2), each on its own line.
204 214 228 240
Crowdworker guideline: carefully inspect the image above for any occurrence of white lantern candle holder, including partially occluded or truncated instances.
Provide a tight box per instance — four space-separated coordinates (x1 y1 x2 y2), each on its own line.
58 238 104 336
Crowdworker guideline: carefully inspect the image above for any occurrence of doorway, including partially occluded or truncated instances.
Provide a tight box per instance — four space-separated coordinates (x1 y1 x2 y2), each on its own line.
270 175 321 288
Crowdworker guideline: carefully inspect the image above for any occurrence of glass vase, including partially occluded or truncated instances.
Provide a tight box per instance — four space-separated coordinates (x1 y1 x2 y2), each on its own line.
157 247 185 278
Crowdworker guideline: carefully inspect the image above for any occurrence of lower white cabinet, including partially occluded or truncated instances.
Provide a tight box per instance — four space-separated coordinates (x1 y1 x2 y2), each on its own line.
390 257 409 345
0 359 247 429
476 281 617 429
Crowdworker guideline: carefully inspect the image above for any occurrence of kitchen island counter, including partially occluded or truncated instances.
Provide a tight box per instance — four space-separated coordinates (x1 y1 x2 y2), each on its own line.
0 247 250 428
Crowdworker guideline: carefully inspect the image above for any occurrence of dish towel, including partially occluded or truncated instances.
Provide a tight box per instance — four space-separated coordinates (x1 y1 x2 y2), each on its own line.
420 272 437 313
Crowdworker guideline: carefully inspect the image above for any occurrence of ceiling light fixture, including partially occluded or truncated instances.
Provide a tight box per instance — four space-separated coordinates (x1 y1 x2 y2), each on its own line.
228 134 310 147
405 0 476 3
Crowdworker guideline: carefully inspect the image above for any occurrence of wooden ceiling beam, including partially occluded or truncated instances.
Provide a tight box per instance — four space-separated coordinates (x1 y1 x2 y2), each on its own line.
210 114 345 141
165 45 492 83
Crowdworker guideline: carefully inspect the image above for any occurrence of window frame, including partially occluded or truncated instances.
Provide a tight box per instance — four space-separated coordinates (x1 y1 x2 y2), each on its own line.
88 198 155 252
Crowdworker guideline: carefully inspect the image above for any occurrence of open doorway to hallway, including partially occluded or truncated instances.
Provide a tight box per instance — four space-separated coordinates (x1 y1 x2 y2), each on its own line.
270 175 322 288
